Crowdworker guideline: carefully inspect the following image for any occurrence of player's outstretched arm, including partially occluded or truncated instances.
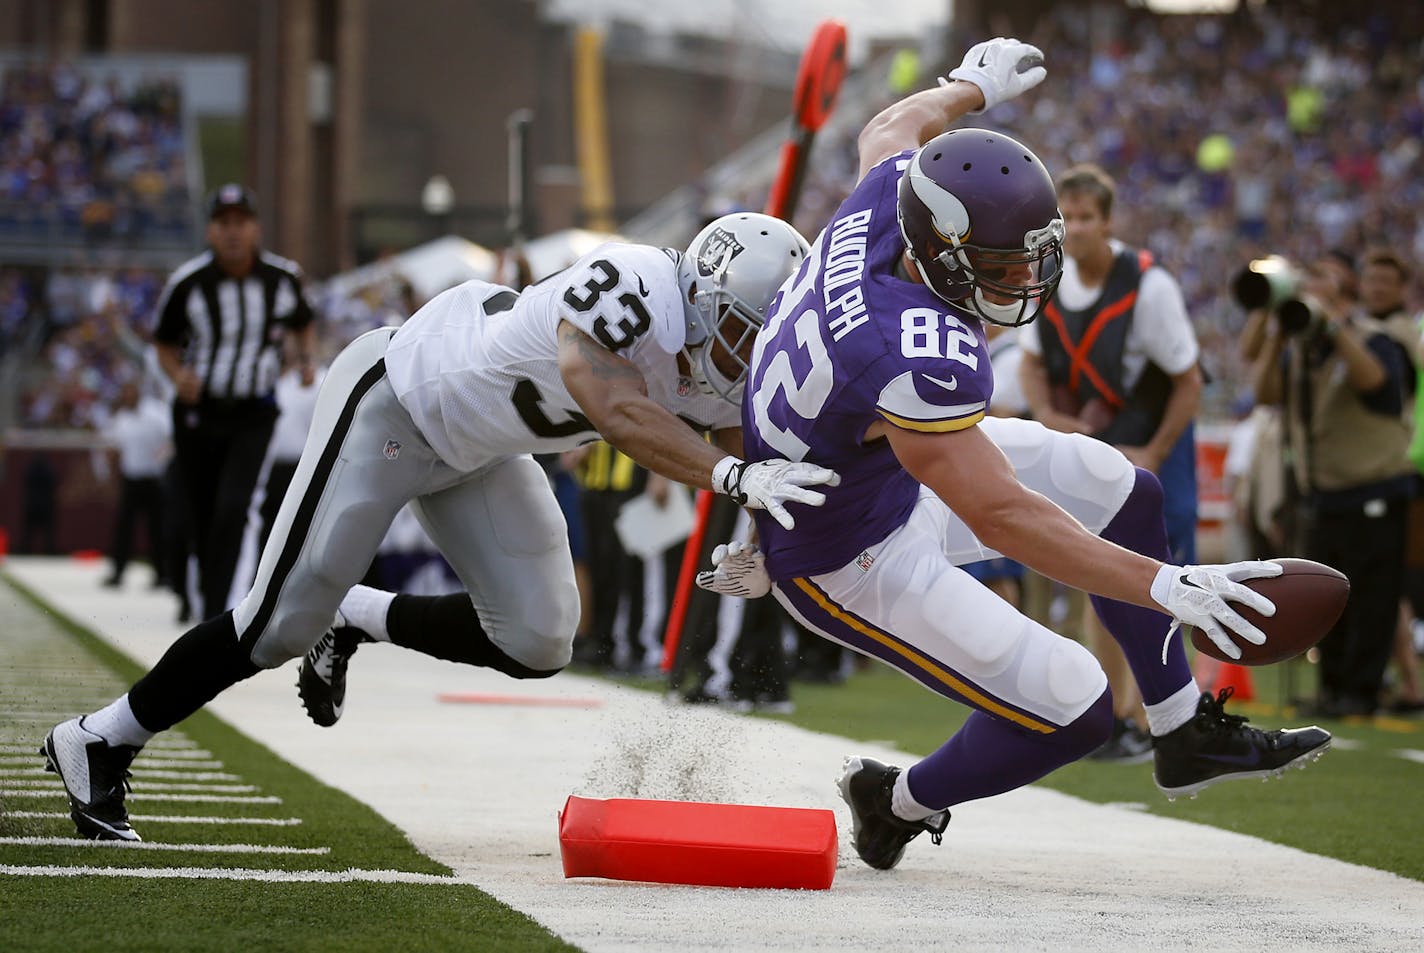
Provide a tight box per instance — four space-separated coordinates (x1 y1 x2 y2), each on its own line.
557 322 837 528
885 422 1282 653
558 319 726 487
856 37 1047 180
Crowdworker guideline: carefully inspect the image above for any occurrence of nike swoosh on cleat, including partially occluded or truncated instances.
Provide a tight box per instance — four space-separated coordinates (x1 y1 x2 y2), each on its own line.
1202 749 1265 768
923 374 959 392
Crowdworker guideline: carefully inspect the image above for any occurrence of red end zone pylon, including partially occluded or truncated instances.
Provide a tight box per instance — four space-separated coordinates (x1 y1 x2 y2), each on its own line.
558 795 837 889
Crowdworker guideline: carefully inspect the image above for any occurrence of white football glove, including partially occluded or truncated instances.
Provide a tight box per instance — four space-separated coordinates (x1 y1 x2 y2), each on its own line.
1150 561 1282 663
712 456 841 531
941 37 1047 113
695 541 772 599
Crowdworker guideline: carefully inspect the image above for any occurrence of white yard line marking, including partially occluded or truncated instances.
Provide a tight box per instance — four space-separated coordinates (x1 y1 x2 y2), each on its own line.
5 812 302 826
0 768 239 781
0 837 328 856
0 790 279 804
1394 748 1424 765
0 779 259 793
0 757 223 770
0 864 458 884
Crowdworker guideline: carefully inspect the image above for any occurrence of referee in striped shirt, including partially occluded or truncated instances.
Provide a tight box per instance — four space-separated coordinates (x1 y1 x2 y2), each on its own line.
154 184 316 618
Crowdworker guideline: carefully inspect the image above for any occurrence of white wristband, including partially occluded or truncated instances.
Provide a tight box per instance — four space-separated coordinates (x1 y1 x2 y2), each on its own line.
1150 564 1178 608
711 455 742 495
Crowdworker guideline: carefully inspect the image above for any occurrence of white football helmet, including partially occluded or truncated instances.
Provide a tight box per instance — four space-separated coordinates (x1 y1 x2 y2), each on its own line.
677 212 810 402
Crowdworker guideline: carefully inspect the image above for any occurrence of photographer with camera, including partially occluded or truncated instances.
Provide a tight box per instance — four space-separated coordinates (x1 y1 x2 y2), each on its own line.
1251 249 1419 718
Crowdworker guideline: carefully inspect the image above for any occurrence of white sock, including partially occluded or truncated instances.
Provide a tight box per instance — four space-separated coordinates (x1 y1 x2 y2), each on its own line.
84 694 154 748
339 585 396 642
891 766 941 821
1145 680 1203 736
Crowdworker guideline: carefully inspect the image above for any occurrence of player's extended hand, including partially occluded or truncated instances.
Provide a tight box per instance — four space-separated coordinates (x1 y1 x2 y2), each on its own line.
1150 561 1282 662
695 541 772 599
942 37 1047 112
712 456 841 530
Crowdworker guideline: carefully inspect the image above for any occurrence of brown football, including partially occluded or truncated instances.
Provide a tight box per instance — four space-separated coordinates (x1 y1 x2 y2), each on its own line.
1189 558 1350 665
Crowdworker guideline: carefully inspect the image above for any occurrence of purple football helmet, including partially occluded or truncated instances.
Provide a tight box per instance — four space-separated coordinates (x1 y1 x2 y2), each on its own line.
896 128 1064 326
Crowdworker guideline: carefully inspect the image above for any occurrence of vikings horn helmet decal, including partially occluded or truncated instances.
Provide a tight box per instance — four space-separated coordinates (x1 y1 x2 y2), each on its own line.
896 129 1064 326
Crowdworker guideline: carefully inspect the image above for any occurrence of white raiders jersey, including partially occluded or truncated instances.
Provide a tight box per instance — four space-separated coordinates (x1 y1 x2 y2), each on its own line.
384 242 741 472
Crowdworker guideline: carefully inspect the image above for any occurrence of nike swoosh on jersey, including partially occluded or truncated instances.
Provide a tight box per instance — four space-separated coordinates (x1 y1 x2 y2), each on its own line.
923 373 958 392
637 274 650 297
977 51 989 67
876 371 985 428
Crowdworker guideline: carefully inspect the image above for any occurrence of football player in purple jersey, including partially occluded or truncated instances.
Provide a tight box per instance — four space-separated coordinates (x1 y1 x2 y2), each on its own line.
699 37 1333 871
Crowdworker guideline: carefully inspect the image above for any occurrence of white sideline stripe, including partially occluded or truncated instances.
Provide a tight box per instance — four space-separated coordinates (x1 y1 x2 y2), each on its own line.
1395 749 1424 765
0 837 329 856
0 768 240 781
0 790 280 804
0 864 458 884
0 780 259 793
0 756 222 769
0 746 42 755
6 812 302 826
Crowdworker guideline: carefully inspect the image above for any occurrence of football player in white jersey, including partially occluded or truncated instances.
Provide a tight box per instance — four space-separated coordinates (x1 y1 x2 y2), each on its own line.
41 212 835 842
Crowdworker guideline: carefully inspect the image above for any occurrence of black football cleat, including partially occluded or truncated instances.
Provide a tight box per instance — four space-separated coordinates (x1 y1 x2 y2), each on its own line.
297 614 371 727
837 756 948 870
1153 687 1331 800
40 717 142 841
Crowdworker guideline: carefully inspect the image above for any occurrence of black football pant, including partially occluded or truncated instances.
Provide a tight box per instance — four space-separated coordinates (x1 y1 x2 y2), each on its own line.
1306 497 1408 710
172 401 276 618
108 475 164 582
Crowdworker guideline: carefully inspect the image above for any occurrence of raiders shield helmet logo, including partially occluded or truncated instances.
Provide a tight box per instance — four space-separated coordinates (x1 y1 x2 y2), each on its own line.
696 226 745 278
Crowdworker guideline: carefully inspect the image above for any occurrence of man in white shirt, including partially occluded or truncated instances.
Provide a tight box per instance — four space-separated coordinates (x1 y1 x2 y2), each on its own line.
1020 163 1204 762
100 381 173 588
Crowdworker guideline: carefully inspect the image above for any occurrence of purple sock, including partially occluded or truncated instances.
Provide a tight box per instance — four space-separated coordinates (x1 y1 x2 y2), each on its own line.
1092 466 1193 705
906 690 1113 809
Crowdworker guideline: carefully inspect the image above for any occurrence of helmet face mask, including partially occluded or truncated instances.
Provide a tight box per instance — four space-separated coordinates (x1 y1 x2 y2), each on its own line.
677 212 810 402
897 129 1065 327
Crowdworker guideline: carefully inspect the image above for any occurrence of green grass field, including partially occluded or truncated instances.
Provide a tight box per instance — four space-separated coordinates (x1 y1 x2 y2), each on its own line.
4 571 1420 953
0 575 577 953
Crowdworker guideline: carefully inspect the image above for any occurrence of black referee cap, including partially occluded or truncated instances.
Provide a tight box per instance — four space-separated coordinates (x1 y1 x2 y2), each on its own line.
207 183 258 219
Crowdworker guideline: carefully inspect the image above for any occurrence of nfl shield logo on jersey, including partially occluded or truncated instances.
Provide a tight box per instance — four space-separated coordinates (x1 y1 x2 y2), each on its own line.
856 550 875 572
677 376 694 397
383 439 402 460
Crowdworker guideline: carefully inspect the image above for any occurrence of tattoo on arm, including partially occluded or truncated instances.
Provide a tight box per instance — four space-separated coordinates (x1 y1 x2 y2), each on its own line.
561 322 648 391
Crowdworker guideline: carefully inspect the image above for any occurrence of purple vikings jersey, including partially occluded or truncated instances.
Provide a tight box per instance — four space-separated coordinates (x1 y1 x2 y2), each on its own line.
743 152 994 579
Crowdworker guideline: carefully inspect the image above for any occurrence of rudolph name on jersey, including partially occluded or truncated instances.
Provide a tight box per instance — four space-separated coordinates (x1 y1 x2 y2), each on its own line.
744 152 994 579
385 243 740 473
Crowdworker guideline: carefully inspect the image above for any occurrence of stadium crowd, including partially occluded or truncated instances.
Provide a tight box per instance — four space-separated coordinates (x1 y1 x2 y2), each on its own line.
793 2 1424 415
0 63 191 242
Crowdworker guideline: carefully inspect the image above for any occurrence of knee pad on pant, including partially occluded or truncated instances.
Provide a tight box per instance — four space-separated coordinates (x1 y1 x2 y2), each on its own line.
1069 431 1136 487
